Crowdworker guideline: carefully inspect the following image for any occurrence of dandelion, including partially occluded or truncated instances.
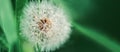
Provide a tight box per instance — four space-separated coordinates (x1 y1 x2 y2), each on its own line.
19 0 71 52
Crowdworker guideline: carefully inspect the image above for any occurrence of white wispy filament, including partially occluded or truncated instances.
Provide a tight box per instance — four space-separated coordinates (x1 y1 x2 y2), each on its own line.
20 0 71 52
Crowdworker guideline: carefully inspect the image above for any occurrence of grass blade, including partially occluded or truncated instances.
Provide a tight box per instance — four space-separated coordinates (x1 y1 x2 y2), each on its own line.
73 22 120 52
0 0 18 52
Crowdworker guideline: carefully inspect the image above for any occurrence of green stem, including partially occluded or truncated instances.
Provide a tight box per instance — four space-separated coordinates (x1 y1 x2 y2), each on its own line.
73 22 120 52
21 40 34 52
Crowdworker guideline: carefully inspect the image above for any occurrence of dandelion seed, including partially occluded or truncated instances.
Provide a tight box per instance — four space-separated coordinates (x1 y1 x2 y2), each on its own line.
20 0 71 52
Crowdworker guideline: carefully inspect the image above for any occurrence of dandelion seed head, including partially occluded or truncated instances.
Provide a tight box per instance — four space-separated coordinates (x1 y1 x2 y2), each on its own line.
20 1 71 52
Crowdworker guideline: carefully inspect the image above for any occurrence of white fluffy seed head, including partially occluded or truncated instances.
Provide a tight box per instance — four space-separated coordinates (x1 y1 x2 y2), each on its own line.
20 0 71 52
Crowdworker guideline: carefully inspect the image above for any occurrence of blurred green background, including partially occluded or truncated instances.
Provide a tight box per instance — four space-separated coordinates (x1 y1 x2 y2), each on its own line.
0 0 120 52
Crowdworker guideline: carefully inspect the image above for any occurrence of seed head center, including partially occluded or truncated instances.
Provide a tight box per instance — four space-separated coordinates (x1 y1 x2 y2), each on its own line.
37 18 52 32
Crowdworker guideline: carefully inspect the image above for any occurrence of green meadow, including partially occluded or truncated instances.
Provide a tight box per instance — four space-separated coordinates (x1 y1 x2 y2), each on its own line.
0 0 120 52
